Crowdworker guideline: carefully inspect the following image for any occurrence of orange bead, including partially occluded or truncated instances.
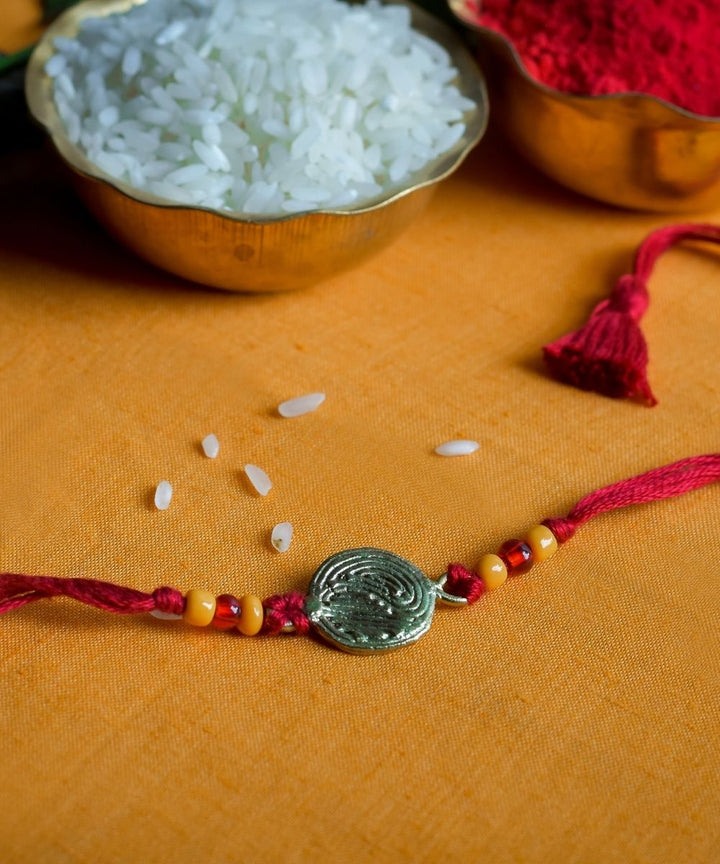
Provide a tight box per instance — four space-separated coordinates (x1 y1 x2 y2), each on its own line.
477 553 507 590
237 595 264 636
183 589 216 627
525 524 558 563
212 594 241 630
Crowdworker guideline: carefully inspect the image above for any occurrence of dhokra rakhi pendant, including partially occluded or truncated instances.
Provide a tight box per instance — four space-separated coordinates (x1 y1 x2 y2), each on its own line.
305 547 466 654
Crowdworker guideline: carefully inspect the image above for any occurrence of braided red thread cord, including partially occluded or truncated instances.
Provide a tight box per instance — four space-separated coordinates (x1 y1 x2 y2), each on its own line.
543 223 720 406
445 453 720 602
0 576 184 617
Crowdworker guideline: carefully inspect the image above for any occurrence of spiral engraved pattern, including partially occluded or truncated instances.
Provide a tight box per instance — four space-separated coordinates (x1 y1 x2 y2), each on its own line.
307 548 436 653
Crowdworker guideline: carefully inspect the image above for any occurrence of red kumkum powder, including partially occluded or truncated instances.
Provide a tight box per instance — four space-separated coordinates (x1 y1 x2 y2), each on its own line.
468 0 720 117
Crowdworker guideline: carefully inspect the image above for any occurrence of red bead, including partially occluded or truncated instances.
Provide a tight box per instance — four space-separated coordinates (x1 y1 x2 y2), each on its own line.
211 594 241 630
498 539 533 576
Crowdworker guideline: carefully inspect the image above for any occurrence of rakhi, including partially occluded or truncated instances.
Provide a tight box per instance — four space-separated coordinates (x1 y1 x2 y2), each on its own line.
1 454 718 653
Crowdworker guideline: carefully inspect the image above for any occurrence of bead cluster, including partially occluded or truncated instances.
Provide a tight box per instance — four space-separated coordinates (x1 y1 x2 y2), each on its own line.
445 523 559 603
182 590 264 636
478 524 558 590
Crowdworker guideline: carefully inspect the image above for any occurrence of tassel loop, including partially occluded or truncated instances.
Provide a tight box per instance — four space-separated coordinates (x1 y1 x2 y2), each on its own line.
152 586 185 616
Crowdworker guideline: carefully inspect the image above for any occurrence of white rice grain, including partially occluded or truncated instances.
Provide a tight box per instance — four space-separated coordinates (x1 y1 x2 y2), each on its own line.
165 163 209 184
121 45 142 78
201 434 220 458
137 107 173 125
271 522 294 552
98 106 119 128
150 609 183 620
278 393 326 418
434 440 480 457
155 20 188 45
244 464 272 496
154 480 173 509
45 53 67 78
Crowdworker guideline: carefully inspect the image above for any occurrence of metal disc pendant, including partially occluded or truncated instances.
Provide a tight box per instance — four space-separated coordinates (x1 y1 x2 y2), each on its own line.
306 548 436 654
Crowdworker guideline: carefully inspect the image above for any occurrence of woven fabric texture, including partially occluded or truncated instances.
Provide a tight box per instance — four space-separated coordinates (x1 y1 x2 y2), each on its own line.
2 8 719 863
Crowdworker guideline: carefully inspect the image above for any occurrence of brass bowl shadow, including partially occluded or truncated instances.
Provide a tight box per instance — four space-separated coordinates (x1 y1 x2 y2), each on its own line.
26 0 488 292
448 0 720 212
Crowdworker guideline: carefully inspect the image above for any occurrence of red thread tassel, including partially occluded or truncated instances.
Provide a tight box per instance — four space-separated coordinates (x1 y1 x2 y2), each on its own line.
544 273 655 405
543 223 720 406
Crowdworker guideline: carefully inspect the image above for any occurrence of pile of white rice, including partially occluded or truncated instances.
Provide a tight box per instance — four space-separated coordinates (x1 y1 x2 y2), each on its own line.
46 0 475 215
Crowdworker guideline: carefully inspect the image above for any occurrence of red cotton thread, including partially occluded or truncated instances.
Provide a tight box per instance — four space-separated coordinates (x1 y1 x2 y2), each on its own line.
444 453 720 600
471 0 720 116
0 575 184 617
542 224 720 405
444 563 487 604
263 592 311 635
542 454 720 543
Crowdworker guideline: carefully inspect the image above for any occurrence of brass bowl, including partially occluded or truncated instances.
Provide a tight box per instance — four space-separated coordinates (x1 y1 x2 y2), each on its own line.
25 0 487 292
448 0 720 212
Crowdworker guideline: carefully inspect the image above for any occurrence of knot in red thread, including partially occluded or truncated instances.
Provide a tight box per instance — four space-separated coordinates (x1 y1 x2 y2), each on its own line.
263 592 311 635
152 586 185 616
608 274 648 321
444 563 486 605
541 517 576 544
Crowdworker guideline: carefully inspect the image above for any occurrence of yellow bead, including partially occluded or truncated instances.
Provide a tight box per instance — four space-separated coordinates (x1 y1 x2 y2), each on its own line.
477 553 507 590
525 524 558 563
183 589 216 627
237 595 264 636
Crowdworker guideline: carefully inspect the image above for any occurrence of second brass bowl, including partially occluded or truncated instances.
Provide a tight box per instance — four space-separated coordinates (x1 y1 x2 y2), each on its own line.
448 1 720 212
26 0 488 292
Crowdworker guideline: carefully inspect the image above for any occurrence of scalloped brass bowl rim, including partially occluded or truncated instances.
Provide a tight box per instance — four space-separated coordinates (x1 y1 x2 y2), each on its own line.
26 0 489 227
446 0 720 124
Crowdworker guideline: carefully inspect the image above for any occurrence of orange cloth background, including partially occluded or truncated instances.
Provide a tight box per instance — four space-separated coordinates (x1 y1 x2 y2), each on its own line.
2 5 719 862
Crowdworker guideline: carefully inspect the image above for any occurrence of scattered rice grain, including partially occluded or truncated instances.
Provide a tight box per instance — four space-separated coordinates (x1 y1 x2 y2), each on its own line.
278 393 326 418
271 522 294 553
201 434 220 458
244 463 272 496
434 440 480 457
154 479 173 509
